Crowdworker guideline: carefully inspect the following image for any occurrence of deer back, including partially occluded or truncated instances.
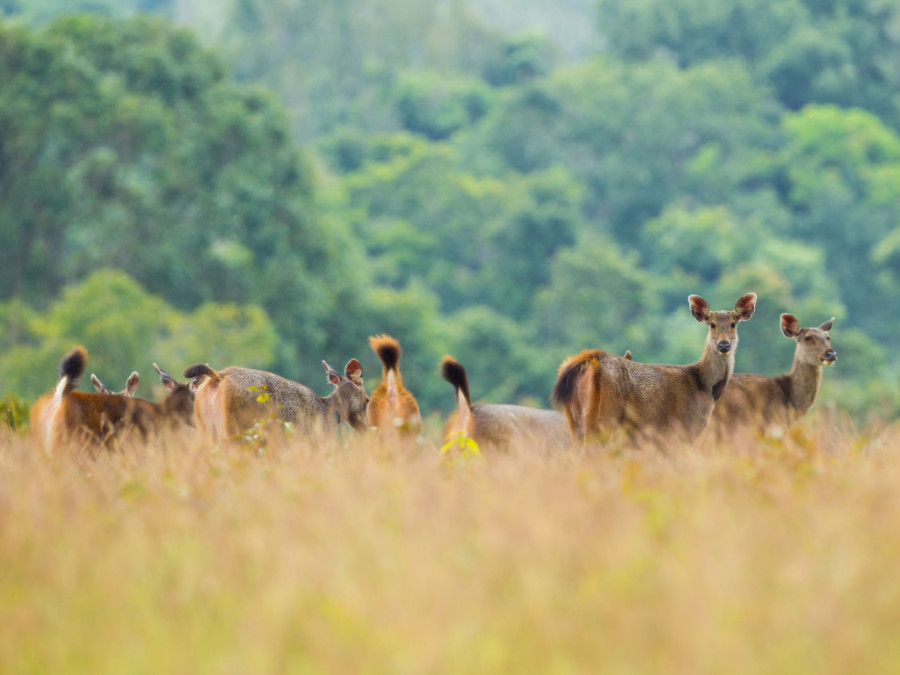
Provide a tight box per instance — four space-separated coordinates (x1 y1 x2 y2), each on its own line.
466 404 571 453
194 366 325 437
441 355 569 452
187 360 368 439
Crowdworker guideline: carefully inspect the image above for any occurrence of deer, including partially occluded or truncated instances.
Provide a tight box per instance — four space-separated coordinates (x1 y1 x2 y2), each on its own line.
367 334 421 435
91 371 140 397
30 347 195 452
440 356 571 453
551 293 757 443
709 314 836 436
183 359 369 441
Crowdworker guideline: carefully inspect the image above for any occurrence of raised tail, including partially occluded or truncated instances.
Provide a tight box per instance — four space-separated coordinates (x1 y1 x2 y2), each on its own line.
183 363 222 383
440 356 471 407
56 346 87 398
440 355 474 440
370 334 401 374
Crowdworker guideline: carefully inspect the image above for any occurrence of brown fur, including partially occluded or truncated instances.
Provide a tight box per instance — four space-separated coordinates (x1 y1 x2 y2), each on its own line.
710 315 836 435
552 294 757 443
31 348 194 452
367 335 421 435
186 359 368 441
440 356 570 453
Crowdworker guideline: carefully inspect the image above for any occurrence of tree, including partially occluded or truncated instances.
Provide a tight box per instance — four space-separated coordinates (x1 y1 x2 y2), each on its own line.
471 57 779 242
597 0 900 129
529 232 661 360
773 105 900 343
0 15 370 378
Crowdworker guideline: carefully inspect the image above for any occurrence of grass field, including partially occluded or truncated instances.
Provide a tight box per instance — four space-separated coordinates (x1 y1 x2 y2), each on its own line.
1 414 899 674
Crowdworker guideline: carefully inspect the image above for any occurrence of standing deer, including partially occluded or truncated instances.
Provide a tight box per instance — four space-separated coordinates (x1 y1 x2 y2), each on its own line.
552 293 757 442
367 334 421 435
31 347 195 451
184 359 368 440
710 314 836 435
440 356 571 452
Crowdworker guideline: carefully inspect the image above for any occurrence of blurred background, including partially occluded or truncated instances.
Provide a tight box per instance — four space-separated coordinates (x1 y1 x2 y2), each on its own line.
1 0 898 420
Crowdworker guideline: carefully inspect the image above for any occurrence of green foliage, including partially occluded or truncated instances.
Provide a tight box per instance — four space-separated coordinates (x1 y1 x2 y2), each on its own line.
0 14 371 381
530 232 662 363
0 270 279 401
773 105 900 344
471 57 778 239
597 0 900 128
212 0 503 141
1 396 30 431
482 32 557 86
393 72 492 140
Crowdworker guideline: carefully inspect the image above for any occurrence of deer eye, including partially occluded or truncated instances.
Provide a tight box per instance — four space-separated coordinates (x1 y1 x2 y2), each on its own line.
730 322 736 329
709 322 716 329
805 335 814 342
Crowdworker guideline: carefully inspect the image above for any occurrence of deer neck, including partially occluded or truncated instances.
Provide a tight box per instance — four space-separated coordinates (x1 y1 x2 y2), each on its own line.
697 341 735 400
321 390 346 426
785 350 822 415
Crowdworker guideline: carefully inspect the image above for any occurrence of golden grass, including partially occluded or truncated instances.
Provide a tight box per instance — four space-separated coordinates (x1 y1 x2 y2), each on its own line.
2 415 900 674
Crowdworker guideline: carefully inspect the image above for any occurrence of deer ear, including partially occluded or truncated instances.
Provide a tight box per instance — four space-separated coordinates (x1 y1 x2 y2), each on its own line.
688 295 710 322
154 363 177 391
781 314 801 338
344 359 363 386
91 374 109 394
623 350 632 361
323 360 343 387
125 372 140 396
734 293 757 321
819 317 835 332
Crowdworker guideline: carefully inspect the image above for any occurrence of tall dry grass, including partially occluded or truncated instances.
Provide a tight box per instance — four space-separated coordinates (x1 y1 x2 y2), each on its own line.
1 414 899 674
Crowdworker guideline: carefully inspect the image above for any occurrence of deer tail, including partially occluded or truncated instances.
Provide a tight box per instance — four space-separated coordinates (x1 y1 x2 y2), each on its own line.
440 355 474 439
440 356 471 407
551 350 601 408
55 346 87 399
183 363 222 383
370 334 401 375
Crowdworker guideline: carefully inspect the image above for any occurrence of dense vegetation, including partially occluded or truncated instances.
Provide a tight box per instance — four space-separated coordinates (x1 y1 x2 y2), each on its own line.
3 419 900 672
1 0 898 419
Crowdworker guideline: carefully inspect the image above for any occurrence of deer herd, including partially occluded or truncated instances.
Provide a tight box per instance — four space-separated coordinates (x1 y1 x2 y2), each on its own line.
28 292 840 454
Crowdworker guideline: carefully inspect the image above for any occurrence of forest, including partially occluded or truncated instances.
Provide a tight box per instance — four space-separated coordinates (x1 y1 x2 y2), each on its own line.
2 0 900 420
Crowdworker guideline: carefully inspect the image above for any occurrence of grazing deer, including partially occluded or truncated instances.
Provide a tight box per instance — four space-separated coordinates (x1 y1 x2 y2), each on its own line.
31 347 195 451
91 371 140 397
151 362 197 430
184 359 369 440
367 334 421 435
710 315 836 435
440 356 571 452
552 293 757 442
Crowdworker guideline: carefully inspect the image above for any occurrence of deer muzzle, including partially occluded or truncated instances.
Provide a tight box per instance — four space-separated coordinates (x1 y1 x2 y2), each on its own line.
716 341 732 355
822 349 837 365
